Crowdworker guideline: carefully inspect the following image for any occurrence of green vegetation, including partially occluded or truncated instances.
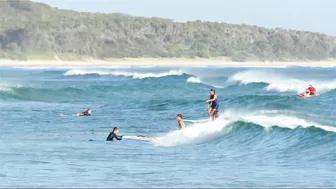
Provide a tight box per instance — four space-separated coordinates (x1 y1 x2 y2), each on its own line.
1 0 336 61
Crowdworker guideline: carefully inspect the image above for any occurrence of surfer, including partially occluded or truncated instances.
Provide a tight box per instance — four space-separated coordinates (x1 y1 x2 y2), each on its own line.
76 108 92 116
306 84 316 95
206 89 219 119
207 89 215 118
106 127 123 141
176 114 185 130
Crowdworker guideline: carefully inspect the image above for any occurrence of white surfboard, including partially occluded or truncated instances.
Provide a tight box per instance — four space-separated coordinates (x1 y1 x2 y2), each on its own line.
123 135 154 142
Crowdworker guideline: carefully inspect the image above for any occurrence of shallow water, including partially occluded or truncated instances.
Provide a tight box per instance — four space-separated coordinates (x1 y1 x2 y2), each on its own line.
1 66 336 187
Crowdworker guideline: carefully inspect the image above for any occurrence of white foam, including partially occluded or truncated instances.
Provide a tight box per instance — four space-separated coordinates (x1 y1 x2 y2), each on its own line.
0 86 11 92
186 77 224 88
151 110 336 147
63 69 184 79
229 70 336 93
0 83 20 93
224 110 336 133
151 119 233 147
187 77 202 84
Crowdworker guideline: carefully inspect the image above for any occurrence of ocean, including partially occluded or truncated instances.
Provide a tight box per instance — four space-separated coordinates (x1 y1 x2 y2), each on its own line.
0 66 336 187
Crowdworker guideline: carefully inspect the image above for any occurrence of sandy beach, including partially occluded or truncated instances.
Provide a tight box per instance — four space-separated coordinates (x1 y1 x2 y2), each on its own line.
0 58 336 68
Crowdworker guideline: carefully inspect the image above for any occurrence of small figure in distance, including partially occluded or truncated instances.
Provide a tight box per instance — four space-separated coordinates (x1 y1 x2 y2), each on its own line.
206 89 219 120
76 108 92 116
60 108 92 117
306 84 316 96
176 114 185 130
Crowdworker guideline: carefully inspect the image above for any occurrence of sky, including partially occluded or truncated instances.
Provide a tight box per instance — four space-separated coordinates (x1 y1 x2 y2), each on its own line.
32 0 336 36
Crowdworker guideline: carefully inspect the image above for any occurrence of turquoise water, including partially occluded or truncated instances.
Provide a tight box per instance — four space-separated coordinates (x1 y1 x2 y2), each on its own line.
1 66 336 187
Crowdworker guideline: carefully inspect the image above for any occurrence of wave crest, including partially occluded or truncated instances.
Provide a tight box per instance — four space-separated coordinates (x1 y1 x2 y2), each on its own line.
229 70 336 93
151 110 336 147
63 69 184 79
187 77 202 84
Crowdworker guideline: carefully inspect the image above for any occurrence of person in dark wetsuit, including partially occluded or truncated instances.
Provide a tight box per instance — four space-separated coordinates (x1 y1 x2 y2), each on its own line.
206 89 219 120
207 89 215 118
76 109 92 116
106 127 123 141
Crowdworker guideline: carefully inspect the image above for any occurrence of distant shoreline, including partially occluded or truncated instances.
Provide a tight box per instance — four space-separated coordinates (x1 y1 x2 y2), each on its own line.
0 58 336 68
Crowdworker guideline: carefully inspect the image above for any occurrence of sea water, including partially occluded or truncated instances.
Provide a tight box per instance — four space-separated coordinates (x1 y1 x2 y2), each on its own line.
0 66 336 187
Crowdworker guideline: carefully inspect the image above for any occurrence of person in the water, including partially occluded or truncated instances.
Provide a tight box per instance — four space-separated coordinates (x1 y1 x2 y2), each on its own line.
206 89 219 119
306 84 316 95
207 89 215 118
176 114 185 130
106 127 123 141
76 108 92 116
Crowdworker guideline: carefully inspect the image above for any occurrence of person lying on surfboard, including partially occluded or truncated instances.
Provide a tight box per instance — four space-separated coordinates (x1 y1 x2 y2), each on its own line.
299 85 317 98
176 114 185 130
76 108 92 116
306 84 316 95
106 127 123 141
60 108 92 117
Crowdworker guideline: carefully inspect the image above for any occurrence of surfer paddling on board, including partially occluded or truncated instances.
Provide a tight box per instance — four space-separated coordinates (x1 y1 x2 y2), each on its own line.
106 127 123 141
206 89 219 120
76 108 92 116
306 84 316 95
176 114 185 130
60 108 92 117
106 127 151 141
299 85 317 98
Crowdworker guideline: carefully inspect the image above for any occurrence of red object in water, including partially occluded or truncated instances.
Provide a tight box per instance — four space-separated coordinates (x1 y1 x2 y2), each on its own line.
306 86 316 93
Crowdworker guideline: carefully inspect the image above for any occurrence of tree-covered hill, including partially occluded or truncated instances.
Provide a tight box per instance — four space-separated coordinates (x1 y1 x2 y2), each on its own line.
1 0 336 61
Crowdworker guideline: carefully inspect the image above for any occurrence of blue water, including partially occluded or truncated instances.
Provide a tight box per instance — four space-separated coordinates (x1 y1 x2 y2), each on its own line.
1 66 336 187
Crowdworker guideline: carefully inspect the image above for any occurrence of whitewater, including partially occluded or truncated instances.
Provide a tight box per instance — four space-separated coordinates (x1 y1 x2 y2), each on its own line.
0 66 336 187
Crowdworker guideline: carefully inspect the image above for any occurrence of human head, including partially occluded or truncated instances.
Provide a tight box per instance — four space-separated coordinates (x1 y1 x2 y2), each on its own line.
176 114 183 120
309 84 312 87
113 127 119 134
87 109 92 114
210 89 216 95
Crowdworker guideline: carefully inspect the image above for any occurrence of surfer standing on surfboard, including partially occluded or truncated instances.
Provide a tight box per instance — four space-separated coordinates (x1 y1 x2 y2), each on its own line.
207 89 214 118
206 89 219 120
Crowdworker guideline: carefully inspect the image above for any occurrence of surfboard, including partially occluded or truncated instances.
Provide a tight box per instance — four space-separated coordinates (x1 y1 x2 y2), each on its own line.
122 135 153 142
184 119 209 123
89 136 154 143
298 94 317 98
